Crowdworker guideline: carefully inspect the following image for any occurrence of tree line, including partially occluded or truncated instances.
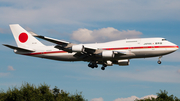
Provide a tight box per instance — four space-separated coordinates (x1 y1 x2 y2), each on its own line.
135 90 180 101
0 82 87 101
0 82 179 101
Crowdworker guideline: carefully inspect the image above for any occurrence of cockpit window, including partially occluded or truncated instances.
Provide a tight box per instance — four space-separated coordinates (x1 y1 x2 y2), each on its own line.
162 39 167 41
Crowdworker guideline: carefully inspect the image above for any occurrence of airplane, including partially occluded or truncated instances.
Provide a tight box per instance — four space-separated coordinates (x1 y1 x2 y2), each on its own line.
3 24 179 70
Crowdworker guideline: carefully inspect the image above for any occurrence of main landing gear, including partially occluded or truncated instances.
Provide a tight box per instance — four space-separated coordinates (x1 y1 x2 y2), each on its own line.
157 56 162 64
88 62 107 70
101 64 107 70
88 62 98 68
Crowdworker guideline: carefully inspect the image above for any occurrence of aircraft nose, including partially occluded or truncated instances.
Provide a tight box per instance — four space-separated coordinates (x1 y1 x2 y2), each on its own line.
175 45 179 51
169 42 179 52
172 44 179 51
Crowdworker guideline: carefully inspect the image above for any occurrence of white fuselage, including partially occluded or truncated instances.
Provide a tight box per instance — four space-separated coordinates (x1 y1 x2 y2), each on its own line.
16 38 178 62
5 24 178 70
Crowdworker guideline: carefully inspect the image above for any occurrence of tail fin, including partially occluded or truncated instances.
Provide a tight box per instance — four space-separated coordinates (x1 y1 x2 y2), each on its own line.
10 24 45 49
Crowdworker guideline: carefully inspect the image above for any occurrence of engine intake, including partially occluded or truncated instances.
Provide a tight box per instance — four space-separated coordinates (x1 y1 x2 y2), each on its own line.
72 45 84 52
118 59 130 66
101 51 114 58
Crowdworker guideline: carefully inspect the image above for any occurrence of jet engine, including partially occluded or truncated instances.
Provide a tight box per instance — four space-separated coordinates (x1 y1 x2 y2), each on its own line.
72 45 84 52
101 51 114 58
117 59 130 66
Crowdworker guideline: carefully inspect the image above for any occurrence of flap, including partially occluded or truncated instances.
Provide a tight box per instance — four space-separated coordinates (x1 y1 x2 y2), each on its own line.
113 51 127 55
84 46 97 53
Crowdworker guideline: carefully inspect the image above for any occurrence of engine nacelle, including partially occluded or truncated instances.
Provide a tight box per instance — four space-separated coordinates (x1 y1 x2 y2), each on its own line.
118 59 130 66
72 45 84 52
102 51 114 58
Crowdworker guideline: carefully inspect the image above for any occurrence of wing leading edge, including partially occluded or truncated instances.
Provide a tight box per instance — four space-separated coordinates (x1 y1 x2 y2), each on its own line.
29 31 69 45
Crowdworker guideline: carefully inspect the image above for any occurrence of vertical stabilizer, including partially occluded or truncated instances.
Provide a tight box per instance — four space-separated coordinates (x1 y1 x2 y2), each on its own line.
9 24 45 49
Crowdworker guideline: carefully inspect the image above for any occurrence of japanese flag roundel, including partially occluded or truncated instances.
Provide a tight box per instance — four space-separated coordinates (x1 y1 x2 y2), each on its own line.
19 32 28 43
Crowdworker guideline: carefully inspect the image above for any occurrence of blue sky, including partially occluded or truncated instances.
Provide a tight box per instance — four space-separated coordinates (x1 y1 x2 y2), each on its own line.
0 0 180 101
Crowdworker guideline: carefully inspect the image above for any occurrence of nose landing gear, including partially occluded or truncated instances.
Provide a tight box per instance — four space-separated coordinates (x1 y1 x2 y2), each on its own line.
157 56 162 64
157 60 161 64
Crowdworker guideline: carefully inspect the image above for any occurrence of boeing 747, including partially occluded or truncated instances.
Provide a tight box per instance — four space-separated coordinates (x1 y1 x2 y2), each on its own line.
3 24 179 70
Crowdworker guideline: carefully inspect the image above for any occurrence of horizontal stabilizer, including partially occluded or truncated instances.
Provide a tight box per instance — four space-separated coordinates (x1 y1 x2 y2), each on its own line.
3 44 35 52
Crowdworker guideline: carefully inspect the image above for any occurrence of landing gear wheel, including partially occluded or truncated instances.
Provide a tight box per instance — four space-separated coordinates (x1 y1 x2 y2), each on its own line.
158 60 161 64
88 64 92 67
101 67 105 70
88 62 98 69
94 64 98 68
101 64 107 70
157 56 162 64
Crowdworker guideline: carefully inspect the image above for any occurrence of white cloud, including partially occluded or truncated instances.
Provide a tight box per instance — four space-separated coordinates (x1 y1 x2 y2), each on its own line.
0 28 4 33
91 97 104 101
140 95 157 100
62 63 180 83
0 82 20 87
114 96 138 101
0 27 10 34
0 73 10 77
114 95 157 101
177 69 180 74
7 66 15 71
85 65 180 83
0 0 180 26
91 95 157 101
163 51 180 62
71 27 142 43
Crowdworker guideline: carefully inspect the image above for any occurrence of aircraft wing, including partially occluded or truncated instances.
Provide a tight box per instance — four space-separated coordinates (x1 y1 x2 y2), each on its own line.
84 46 98 54
29 31 98 53
113 51 126 55
29 31 69 45
29 31 131 56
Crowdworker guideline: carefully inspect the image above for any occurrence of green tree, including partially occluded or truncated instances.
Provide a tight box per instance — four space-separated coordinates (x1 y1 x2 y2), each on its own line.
135 90 180 101
156 90 180 101
0 82 87 101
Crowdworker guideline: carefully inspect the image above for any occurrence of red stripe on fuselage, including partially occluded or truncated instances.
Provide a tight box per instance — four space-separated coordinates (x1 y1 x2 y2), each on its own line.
24 51 67 55
103 46 178 50
24 45 179 56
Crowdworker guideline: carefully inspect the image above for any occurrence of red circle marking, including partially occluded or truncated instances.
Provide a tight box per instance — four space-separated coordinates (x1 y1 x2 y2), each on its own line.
19 33 28 43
